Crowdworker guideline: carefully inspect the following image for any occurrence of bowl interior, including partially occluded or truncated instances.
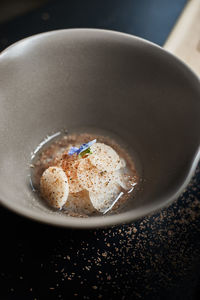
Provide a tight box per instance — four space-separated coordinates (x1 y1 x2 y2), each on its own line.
0 29 199 228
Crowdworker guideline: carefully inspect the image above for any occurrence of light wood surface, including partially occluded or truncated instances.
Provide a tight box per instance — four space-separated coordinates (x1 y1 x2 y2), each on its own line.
164 0 200 76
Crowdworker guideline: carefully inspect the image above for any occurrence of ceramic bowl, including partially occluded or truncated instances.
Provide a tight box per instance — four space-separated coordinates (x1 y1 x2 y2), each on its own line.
0 29 199 228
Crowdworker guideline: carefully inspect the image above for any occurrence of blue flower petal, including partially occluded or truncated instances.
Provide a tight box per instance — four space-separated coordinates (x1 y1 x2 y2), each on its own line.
68 146 79 155
68 139 96 156
77 139 96 154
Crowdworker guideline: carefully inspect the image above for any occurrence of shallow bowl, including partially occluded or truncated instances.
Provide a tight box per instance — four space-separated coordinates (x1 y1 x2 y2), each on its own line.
0 29 199 228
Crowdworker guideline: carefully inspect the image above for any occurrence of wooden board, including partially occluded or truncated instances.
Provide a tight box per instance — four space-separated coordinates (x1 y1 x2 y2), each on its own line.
164 0 200 76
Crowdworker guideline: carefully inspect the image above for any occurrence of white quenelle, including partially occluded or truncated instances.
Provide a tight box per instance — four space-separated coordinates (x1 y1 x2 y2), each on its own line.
89 183 121 213
64 190 96 215
77 158 117 193
76 152 126 213
40 166 69 209
89 143 122 172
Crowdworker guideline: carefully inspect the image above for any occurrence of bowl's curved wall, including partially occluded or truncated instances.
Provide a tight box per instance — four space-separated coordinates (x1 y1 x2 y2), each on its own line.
0 29 199 227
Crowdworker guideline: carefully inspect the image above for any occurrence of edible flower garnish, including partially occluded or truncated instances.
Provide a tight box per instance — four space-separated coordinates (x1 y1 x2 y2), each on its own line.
68 139 96 156
78 147 92 158
68 147 79 156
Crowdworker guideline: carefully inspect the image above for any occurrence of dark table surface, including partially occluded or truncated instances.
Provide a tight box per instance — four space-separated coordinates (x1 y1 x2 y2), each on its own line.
1 1 200 299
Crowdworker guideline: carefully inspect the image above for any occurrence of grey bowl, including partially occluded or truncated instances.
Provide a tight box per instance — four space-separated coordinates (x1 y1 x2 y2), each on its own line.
0 29 199 228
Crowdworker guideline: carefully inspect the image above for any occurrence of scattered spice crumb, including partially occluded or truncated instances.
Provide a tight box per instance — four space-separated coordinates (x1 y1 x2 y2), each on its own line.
92 286 98 290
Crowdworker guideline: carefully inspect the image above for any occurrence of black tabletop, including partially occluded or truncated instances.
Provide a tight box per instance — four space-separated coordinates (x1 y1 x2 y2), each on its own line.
1 1 200 300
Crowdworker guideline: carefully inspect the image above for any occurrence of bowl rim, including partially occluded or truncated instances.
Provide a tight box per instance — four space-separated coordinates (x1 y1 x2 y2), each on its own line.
0 28 200 229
